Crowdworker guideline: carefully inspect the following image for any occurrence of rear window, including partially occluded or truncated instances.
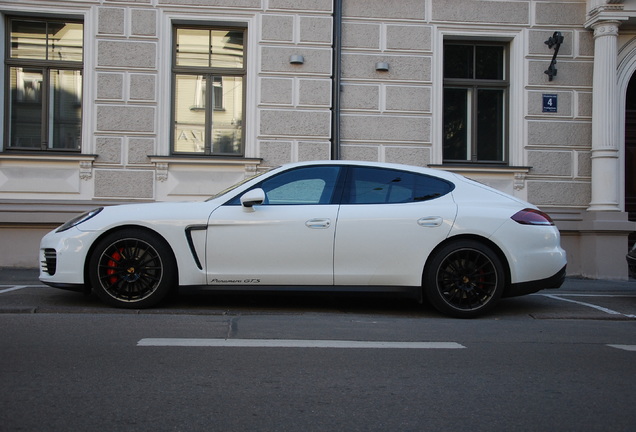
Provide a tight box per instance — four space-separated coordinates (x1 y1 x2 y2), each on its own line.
343 167 454 204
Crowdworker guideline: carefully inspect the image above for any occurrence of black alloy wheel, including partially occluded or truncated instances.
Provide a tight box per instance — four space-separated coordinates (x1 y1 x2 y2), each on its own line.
89 229 176 308
424 240 505 318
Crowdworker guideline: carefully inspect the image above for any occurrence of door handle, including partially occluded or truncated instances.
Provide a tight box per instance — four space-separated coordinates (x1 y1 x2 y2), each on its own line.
418 216 443 227
306 218 331 229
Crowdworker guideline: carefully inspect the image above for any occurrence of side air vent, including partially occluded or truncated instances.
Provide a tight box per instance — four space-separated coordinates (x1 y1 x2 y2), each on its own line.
42 249 57 276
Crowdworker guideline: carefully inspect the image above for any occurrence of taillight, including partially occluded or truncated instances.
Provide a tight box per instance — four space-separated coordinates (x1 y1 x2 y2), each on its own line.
511 208 554 226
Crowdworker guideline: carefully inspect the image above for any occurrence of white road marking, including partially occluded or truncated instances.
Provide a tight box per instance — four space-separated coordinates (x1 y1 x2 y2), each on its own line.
541 294 636 319
607 344 636 352
138 338 466 349
0 286 27 294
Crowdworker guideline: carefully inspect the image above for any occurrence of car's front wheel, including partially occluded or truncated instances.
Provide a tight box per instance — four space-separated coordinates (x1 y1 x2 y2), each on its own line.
88 229 176 308
424 240 505 318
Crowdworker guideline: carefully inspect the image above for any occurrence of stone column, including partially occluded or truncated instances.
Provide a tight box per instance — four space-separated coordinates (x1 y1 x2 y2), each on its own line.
588 21 621 211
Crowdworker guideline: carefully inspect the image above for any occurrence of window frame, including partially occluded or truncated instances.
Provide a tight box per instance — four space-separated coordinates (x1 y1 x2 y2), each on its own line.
171 24 247 157
443 40 509 165
3 16 84 153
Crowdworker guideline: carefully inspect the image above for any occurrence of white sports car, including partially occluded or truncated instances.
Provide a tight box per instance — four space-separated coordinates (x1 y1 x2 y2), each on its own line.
39 161 566 318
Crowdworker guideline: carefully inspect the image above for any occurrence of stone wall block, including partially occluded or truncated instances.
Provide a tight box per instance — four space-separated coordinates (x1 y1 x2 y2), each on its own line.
432 0 528 24
97 73 124 100
577 92 593 117
527 181 590 207
385 86 430 112
298 141 330 161
577 151 592 177
342 54 430 82
528 150 572 176
298 79 331 107
385 146 430 166
131 9 157 36
96 137 123 164
259 141 293 166
98 40 156 69
341 84 380 111
128 138 154 164
299 16 332 44
98 7 125 35
97 106 155 133
95 170 154 198
262 15 294 42
528 60 593 87
268 0 332 12
535 2 586 26
340 145 380 161
386 25 432 52
260 78 294 105
158 0 262 8
261 47 332 75
129 74 156 101
343 0 425 20
341 115 430 142
342 22 380 50
528 121 592 148
260 110 331 137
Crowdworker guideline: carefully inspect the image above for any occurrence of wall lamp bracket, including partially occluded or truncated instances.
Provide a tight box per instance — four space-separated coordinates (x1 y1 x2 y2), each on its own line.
289 55 304 65
375 62 390 72
544 31 564 81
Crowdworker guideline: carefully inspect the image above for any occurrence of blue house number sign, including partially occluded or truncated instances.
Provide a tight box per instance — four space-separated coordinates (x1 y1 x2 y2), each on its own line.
543 94 557 113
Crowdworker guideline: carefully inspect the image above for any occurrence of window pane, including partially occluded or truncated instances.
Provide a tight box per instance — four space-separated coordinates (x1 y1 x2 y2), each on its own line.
10 20 47 60
49 69 82 150
174 74 206 153
211 31 244 68
443 88 470 161
48 22 83 62
8 67 43 148
444 44 473 79
475 46 504 80
477 89 505 161
212 76 243 155
261 166 340 205
176 28 210 67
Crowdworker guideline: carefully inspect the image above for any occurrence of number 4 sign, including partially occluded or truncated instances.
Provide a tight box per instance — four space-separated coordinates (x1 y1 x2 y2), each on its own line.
543 94 558 113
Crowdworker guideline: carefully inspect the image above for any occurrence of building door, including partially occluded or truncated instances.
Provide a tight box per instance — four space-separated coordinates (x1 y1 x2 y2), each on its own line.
625 72 636 246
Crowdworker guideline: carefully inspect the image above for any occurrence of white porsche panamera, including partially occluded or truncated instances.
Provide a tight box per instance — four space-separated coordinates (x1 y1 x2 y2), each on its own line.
39 161 566 318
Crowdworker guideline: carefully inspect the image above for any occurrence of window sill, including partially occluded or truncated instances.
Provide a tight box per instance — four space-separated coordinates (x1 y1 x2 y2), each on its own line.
0 152 97 163
428 164 531 174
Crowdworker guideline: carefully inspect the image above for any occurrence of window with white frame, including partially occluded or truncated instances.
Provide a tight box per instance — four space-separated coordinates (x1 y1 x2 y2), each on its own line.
172 25 245 156
4 17 83 151
443 41 508 164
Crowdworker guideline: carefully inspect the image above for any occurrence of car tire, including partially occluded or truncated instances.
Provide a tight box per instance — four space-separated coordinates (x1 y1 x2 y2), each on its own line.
88 228 176 309
424 240 505 318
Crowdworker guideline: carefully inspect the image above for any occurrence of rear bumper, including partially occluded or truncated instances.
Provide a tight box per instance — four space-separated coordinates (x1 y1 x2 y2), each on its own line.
504 265 566 298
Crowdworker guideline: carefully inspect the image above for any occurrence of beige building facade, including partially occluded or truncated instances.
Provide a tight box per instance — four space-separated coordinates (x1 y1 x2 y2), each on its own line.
1 0 636 279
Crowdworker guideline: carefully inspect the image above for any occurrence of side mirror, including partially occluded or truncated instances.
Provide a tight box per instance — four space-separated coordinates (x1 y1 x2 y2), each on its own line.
240 188 265 210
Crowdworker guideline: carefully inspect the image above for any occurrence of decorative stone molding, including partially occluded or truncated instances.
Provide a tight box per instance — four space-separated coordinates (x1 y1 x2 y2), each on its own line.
79 160 93 180
156 162 169 182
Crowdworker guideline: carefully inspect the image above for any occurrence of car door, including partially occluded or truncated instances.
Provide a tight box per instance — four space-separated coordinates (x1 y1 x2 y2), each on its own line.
334 166 457 287
206 165 342 286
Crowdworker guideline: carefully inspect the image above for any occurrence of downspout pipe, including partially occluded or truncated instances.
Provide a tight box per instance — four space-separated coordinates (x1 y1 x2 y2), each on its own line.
331 0 342 160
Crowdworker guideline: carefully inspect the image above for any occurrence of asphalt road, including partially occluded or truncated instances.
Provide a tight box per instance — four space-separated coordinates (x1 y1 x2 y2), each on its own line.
1 269 635 432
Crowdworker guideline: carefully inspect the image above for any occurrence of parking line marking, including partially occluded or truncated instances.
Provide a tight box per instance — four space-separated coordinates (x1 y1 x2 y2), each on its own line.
607 345 636 352
541 294 636 318
0 286 27 294
138 338 466 349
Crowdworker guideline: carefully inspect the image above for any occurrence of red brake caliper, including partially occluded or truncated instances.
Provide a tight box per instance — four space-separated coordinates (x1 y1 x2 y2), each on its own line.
107 249 123 285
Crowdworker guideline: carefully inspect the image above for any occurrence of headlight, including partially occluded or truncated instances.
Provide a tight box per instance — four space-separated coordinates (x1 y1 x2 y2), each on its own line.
56 208 104 232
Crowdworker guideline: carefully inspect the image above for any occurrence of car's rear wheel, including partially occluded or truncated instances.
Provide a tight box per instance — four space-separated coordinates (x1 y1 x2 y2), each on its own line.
88 229 176 308
424 240 505 318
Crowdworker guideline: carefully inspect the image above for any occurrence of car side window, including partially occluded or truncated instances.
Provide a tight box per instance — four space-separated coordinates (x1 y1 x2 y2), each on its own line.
344 167 453 204
227 166 341 205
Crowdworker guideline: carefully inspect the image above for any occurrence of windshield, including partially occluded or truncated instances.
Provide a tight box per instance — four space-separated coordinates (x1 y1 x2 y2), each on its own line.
205 169 272 201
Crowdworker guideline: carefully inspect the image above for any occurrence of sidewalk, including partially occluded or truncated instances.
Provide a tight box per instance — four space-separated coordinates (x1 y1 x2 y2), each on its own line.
1 267 634 291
